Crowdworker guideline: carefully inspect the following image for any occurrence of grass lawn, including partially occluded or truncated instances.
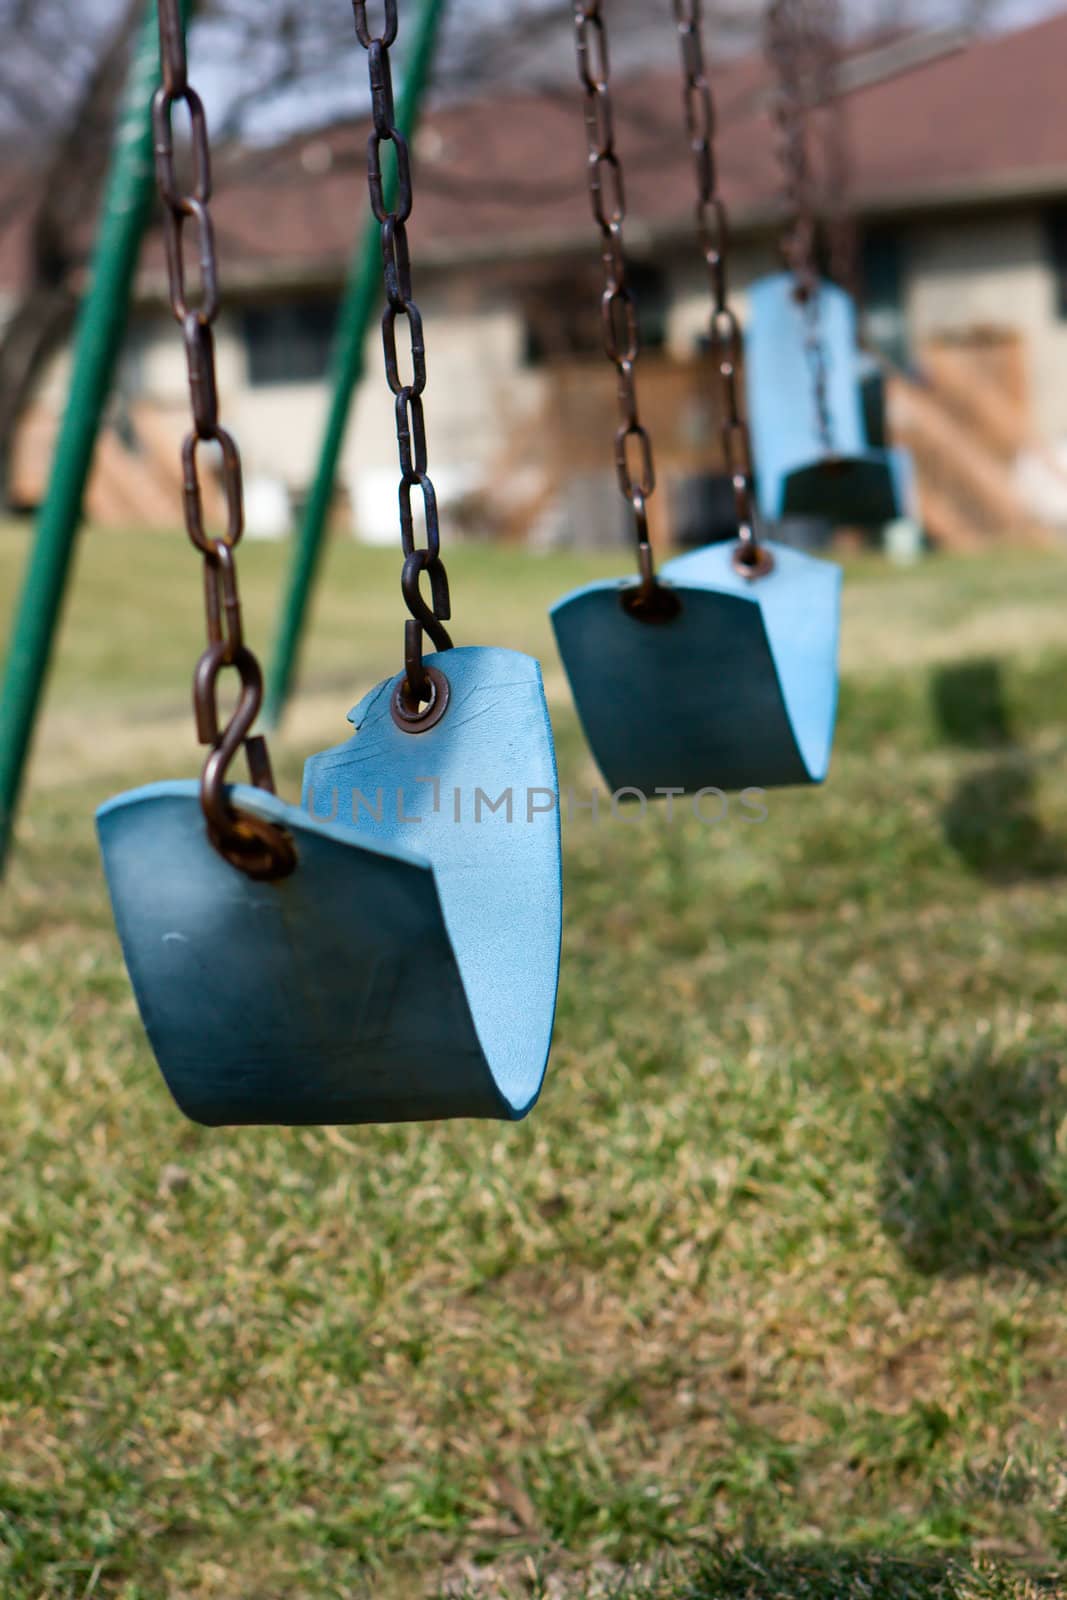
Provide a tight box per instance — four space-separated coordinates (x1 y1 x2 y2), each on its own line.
2 524 1067 1598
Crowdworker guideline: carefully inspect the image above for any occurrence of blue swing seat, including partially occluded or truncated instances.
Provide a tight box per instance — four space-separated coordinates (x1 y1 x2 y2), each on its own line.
745 271 915 527
97 647 561 1127
551 539 840 795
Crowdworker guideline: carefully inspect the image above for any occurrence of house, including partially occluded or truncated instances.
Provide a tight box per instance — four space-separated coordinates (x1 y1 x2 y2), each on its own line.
9 10 1067 547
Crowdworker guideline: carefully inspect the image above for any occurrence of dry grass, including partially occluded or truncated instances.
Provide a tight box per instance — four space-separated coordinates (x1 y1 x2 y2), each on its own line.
2 526 1067 1597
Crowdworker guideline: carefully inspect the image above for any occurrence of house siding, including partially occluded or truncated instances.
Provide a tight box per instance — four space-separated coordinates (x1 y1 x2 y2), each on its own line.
12 200 1067 534
905 207 1067 439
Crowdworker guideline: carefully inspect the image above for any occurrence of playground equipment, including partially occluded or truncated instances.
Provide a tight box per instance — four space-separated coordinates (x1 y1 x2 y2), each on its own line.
0 0 863 892
0 1 193 874
551 0 840 794
0 0 446 872
745 0 915 528
96 0 562 1126
264 0 444 727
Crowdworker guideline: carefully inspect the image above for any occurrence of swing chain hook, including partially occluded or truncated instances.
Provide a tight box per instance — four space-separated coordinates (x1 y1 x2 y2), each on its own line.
671 0 771 580
190 544 297 879
574 1 677 619
194 635 297 882
352 4 454 730
153 0 295 879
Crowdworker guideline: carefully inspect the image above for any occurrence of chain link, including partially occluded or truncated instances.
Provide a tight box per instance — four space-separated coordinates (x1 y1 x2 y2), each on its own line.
809 0 857 303
765 0 835 456
671 0 769 577
352 2 453 722
153 0 295 879
574 2 674 612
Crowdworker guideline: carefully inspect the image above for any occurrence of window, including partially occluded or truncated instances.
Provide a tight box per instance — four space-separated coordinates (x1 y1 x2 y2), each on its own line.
243 298 339 387
523 265 668 366
860 228 910 370
629 264 669 353
1042 203 1067 319
117 314 149 401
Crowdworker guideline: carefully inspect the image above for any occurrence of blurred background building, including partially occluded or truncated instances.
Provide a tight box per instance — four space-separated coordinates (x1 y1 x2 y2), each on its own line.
4 3 1067 551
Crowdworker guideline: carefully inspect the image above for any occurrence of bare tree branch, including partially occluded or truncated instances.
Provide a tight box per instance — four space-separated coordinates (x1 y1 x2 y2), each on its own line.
0 0 1045 506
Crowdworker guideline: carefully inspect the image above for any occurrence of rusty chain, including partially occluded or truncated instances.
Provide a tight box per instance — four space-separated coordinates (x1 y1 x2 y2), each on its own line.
765 0 835 455
671 0 770 577
352 0 454 729
152 0 295 879
810 0 858 304
573 1 677 618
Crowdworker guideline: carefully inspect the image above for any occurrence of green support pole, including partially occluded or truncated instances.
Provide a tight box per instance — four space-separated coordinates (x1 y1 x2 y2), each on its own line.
0 0 187 873
263 0 448 729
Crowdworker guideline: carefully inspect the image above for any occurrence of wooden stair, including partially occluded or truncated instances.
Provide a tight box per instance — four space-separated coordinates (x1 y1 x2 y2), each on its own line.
11 400 227 530
886 330 1053 551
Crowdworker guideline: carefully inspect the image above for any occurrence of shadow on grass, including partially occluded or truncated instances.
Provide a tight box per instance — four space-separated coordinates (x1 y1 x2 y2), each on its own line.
942 762 1067 884
930 659 1015 749
674 1543 1057 1599
881 1049 1067 1277
440 1543 1057 1598
931 660 1067 883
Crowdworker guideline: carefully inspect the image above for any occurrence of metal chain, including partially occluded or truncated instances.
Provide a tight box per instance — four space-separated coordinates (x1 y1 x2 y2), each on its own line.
352 0 454 727
152 0 295 879
810 0 858 304
573 1 675 615
671 0 770 577
765 0 835 455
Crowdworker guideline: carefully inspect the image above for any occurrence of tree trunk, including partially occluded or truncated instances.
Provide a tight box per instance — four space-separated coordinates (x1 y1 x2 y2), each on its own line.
0 0 143 508
0 286 77 508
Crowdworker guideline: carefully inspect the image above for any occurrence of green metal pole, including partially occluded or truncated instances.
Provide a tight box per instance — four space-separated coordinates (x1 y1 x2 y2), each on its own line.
263 0 448 729
0 0 187 873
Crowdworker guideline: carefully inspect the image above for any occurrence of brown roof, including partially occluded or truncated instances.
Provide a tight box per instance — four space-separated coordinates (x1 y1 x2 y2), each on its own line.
200 10 1067 291
837 12 1067 207
4 12 1067 297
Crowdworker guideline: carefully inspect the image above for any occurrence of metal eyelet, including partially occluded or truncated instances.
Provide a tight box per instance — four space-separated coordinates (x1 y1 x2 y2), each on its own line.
620 581 683 623
731 542 775 580
390 666 450 732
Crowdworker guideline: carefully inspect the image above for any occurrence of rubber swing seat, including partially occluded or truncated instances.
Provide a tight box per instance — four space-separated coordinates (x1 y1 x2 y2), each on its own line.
551 538 840 796
97 647 561 1127
779 450 910 527
745 271 916 527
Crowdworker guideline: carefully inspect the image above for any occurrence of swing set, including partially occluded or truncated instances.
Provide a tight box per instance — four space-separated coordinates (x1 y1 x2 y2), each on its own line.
0 0 913 1128
745 0 916 529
